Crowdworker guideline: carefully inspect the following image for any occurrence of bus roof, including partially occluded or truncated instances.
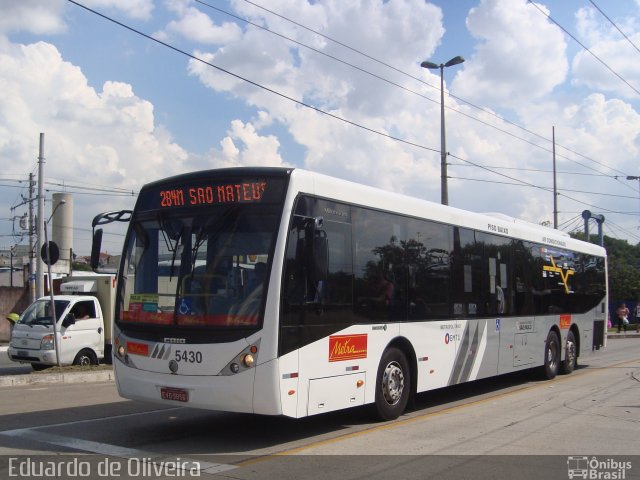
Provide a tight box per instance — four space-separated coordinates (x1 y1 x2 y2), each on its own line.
287 168 607 258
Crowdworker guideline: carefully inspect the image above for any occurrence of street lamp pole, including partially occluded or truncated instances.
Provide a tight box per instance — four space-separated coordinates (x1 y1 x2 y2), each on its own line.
45 199 66 367
421 55 465 206
627 175 640 229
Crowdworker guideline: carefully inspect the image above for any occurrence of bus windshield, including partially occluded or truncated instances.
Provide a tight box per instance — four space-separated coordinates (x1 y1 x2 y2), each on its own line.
117 206 281 329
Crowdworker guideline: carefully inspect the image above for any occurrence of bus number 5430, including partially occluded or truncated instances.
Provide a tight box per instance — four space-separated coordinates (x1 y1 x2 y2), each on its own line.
175 350 203 363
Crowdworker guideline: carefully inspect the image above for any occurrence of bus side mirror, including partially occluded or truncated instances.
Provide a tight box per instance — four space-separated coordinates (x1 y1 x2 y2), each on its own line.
91 228 103 270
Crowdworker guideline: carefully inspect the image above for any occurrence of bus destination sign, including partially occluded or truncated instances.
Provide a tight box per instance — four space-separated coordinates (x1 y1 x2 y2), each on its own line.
159 181 267 208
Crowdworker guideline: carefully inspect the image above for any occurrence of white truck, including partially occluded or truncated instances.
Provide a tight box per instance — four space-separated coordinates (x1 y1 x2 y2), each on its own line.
8 274 116 370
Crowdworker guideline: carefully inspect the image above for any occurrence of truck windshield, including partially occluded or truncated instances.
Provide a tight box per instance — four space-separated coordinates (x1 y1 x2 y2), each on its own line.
117 206 281 329
18 299 70 327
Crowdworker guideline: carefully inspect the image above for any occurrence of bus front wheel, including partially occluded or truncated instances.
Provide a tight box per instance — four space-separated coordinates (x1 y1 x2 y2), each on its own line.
542 331 560 380
374 347 411 421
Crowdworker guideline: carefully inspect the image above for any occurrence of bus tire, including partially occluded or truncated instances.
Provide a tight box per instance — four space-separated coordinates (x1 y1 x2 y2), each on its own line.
560 330 577 375
374 347 411 421
73 349 98 367
542 330 560 380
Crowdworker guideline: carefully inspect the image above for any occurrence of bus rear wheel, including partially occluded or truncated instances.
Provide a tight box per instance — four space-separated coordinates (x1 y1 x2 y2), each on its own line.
374 347 411 421
542 331 560 380
561 330 577 375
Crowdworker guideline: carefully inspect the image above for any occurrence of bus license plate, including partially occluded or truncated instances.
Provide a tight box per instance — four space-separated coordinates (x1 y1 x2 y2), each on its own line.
160 387 189 402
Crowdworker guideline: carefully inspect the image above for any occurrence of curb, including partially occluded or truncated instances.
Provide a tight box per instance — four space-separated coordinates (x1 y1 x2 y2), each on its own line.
606 332 640 339
0 369 115 387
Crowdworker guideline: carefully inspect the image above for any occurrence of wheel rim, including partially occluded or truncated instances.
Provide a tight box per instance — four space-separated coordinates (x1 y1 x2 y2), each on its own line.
547 339 558 370
78 355 91 366
566 338 576 368
381 361 405 405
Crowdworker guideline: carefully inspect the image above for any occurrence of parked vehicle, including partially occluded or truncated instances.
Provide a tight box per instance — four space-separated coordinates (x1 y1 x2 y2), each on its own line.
8 274 115 369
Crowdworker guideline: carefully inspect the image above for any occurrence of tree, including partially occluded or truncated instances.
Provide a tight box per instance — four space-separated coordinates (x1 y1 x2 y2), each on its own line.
571 232 640 302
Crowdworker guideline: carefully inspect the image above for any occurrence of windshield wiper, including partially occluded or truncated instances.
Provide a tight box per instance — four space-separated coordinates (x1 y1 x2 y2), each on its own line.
168 226 184 282
157 213 184 281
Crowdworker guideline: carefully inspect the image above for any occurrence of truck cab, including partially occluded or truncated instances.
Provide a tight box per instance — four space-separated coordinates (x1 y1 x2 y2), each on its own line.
8 275 115 369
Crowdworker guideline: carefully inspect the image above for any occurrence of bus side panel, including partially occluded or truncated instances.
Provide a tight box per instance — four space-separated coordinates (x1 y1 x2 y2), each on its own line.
451 319 499 383
277 351 300 418
497 316 537 374
292 324 400 416
399 322 458 392
253 358 284 416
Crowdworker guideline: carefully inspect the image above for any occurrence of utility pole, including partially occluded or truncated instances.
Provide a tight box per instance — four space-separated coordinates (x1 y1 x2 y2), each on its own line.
553 126 558 229
36 133 45 299
28 172 36 303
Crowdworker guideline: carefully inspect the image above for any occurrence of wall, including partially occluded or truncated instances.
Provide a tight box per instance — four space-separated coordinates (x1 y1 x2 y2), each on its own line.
0 286 30 342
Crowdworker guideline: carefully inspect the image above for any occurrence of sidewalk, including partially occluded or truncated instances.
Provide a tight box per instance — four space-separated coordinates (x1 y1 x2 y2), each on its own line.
0 344 115 387
606 330 640 339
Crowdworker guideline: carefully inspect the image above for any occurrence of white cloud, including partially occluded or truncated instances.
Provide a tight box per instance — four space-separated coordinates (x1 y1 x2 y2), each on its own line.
80 0 155 20
0 40 187 252
202 119 287 168
0 0 67 35
164 5 242 44
186 0 445 190
571 7 640 98
453 0 568 109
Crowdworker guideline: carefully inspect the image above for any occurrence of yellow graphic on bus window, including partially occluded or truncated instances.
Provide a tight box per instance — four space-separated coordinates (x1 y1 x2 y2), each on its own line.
543 256 574 294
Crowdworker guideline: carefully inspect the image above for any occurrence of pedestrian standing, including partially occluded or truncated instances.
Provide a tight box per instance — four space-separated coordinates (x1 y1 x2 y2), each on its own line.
616 303 630 333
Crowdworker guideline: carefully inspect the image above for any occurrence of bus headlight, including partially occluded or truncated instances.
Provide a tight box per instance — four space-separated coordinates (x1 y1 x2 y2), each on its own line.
219 341 261 375
242 354 255 368
41 334 54 350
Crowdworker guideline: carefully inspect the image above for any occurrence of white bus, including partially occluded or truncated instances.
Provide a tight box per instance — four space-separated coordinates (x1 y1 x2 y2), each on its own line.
94 168 607 420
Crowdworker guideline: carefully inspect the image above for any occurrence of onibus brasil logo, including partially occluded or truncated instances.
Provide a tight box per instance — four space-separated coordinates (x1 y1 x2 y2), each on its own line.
567 456 632 479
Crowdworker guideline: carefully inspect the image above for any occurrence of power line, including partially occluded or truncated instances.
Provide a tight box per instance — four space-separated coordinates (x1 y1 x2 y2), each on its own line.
448 175 638 200
557 214 581 230
588 0 640 56
233 0 634 181
528 0 640 97
65 0 639 237
448 152 637 217
66 0 441 157
448 162 619 178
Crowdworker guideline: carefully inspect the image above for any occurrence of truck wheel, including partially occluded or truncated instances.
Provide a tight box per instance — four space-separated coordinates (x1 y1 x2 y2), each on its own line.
541 331 560 380
73 350 98 366
560 330 577 375
374 347 411 421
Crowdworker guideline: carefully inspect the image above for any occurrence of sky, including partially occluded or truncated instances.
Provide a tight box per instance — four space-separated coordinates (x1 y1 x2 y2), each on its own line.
1 0 640 258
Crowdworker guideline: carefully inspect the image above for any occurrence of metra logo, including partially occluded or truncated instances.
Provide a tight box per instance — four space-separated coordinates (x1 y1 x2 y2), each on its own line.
329 334 367 362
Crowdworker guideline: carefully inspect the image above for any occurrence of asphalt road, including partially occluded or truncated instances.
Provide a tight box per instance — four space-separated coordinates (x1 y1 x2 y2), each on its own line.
0 338 638 479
